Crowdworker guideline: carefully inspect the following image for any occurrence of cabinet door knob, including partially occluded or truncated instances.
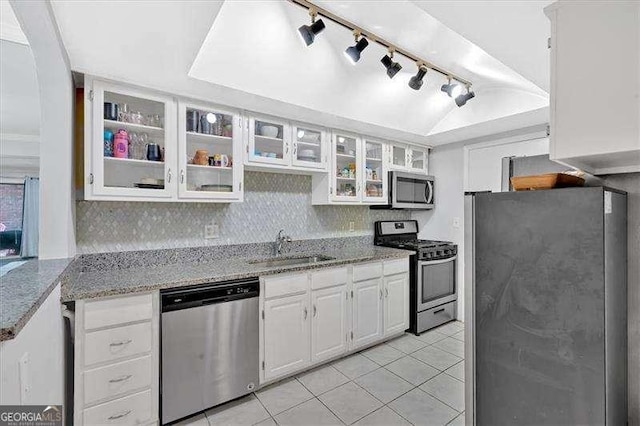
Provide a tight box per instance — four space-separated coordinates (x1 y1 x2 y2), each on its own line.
167 168 172 183
385 288 389 298
313 305 317 317
380 289 383 300
180 170 185 184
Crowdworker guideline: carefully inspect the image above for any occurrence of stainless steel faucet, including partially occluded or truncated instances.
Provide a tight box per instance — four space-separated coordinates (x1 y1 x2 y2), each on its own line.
274 229 292 256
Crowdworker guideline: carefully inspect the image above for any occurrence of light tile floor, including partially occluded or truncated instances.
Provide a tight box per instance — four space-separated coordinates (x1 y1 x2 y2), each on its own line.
175 321 465 426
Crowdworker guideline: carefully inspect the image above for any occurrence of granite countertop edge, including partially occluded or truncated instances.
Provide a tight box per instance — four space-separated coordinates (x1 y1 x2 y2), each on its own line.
61 247 412 302
1 258 75 342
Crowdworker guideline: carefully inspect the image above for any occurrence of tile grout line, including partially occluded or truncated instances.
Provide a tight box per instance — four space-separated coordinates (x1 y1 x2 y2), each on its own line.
416 371 465 414
251 390 278 425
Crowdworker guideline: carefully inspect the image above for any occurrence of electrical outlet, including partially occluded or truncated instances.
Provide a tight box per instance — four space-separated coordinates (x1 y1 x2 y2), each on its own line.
204 220 219 239
349 221 355 232
452 217 461 229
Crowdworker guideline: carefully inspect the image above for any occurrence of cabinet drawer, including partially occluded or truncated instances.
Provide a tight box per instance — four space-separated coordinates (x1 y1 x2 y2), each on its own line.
83 388 153 425
84 294 153 330
417 302 457 332
384 258 409 276
352 262 382 282
310 267 348 290
84 322 152 366
84 355 152 405
263 272 308 299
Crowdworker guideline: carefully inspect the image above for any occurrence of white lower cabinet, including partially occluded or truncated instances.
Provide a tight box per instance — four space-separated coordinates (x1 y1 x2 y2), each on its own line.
311 285 348 363
384 272 410 336
263 292 311 381
73 292 159 426
352 277 384 349
260 258 409 384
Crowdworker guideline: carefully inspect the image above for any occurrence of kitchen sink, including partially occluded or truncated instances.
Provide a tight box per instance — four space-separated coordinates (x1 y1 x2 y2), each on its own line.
248 255 335 268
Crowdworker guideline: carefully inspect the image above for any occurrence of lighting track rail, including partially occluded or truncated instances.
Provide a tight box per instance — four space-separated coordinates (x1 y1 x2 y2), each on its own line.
289 0 473 88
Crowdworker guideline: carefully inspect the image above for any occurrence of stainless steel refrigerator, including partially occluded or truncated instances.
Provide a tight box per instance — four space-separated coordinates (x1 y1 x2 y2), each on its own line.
464 187 627 425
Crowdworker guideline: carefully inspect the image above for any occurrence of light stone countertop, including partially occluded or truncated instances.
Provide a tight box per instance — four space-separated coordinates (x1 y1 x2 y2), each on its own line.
61 246 411 302
1 258 74 341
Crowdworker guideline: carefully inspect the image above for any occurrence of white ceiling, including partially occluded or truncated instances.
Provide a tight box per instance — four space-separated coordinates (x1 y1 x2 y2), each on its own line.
410 0 553 93
189 0 548 138
51 0 550 145
0 0 28 45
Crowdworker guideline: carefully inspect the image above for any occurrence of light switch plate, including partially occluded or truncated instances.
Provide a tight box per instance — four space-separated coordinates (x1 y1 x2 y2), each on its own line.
349 221 355 232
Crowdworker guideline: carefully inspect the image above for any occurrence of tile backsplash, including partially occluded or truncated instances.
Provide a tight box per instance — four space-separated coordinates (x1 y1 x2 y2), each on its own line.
76 171 409 254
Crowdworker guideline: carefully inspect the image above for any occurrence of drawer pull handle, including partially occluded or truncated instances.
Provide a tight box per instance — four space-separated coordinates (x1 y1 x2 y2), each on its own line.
379 289 383 300
109 374 132 383
108 410 131 420
109 339 132 347
433 308 445 314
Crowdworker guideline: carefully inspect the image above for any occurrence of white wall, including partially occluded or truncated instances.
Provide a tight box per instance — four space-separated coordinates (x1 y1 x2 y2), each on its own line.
0 283 64 405
466 136 549 192
412 127 548 321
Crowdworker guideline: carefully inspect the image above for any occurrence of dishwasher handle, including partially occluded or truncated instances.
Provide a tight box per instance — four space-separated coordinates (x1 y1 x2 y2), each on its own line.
161 278 259 312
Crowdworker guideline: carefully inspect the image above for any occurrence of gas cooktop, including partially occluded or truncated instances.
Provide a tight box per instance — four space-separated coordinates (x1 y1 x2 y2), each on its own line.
374 220 457 260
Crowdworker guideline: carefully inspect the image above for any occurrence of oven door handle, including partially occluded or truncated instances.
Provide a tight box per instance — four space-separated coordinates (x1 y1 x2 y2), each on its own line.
418 255 457 266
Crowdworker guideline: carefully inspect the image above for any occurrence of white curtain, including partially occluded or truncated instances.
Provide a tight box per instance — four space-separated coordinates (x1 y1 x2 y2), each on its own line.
20 177 39 258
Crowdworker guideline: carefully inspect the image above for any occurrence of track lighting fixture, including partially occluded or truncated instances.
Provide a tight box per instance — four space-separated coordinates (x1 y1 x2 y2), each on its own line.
408 65 427 90
344 31 369 64
298 8 325 46
441 78 463 98
381 50 402 79
291 0 476 106
455 85 476 107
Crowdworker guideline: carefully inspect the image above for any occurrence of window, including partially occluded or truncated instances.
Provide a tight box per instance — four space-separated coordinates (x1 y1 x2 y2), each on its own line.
0 183 24 257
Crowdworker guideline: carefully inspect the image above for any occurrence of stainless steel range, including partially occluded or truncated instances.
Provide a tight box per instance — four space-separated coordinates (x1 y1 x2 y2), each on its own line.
375 220 457 334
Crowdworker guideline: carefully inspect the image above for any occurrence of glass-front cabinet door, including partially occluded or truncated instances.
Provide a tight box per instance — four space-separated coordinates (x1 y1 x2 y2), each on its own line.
362 139 387 203
291 123 326 170
408 146 429 174
90 80 176 199
177 102 243 200
390 143 409 170
247 115 290 166
332 133 361 202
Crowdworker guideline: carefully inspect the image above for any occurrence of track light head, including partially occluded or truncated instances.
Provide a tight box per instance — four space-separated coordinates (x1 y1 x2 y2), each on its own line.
381 54 402 79
441 79 463 98
408 66 427 90
344 36 369 64
298 18 326 46
455 87 475 107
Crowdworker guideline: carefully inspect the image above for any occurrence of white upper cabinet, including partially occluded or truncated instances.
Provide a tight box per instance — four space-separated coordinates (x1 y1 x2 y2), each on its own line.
362 139 388 204
86 78 177 201
244 115 328 173
545 1 640 174
387 142 430 174
332 132 361 203
246 114 291 167
177 101 243 201
84 77 243 202
311 133 389 205
291 123 328 170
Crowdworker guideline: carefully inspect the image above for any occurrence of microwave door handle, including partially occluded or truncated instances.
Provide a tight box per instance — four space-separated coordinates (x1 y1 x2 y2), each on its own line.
426 180 433 204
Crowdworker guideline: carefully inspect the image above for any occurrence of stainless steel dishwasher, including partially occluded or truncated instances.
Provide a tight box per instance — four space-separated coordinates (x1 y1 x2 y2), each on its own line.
161 278 259 424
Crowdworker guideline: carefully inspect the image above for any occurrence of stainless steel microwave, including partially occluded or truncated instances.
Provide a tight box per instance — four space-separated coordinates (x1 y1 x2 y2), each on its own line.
372 171 435 210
